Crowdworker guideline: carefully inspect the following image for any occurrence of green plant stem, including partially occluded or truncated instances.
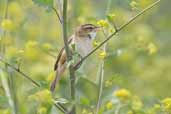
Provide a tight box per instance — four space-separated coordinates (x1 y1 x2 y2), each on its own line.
96 29 108 114
0 70 16 114
96 0 111 112
115 103 122 114
0 0 8 54
74 0 160 69
9 71 19 114
52 7 63 24
0 0 18 114
0 58 40 87
62 0 76 113
56 0 63 19
54 103 70 114
0 58 69 114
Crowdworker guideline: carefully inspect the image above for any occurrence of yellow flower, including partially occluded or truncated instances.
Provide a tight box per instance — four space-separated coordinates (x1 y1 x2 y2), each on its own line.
82 109 93 114
46 72 55 82
24 41 39 60
114 89 131 100
29 89 53 104
127 110 133 114
5 47 18 58
98 51 107 59
82 109 88 114
162 98 171 112
82 109 87 113
105 80 112 87
17 49 24 55
139 0 153 9
130 1 138 10
97 20 108 27
92 41 100 47
9 2 24 23
42 43 53 50
131 96 143 110
106 101 113 110
147 43 157 55
37 107 47 114
25 40 38 49
0 109 11 114
153 104 161 110
1 36 14 46
25 25 40 39
1 19 14 31
78 17 86 23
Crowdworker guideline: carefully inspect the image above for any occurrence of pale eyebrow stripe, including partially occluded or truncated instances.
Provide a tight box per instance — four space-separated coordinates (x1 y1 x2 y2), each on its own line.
81 24 95 28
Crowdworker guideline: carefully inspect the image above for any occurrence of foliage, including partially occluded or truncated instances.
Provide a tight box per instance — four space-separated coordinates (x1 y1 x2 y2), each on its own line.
0 0 170 114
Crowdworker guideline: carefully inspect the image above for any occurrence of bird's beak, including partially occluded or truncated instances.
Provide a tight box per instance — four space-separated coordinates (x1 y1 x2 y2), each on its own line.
95 26 102 31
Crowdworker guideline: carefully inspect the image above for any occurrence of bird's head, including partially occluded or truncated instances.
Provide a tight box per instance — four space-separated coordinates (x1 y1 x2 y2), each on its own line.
75 24 101 40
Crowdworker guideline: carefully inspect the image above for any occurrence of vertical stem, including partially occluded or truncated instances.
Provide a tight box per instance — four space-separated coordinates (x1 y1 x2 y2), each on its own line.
63 0 70 58
57 0 63 18
69 66 76 114
96 0 111 114
0 1 18 114
0 70 16 114
0 0 8 54
62 0 76 113
9 71 19 114
106 0 112 14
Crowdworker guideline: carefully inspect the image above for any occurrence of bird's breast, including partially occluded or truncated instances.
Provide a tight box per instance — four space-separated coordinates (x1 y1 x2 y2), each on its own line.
74 38 93 57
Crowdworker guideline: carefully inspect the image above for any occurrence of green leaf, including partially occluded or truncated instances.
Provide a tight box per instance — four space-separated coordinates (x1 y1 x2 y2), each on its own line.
32 0 53 9
0 95 8 105
76 77 98 104
80 97 90 106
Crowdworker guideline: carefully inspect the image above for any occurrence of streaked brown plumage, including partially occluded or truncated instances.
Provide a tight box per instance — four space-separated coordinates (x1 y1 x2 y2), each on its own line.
50 24 100 92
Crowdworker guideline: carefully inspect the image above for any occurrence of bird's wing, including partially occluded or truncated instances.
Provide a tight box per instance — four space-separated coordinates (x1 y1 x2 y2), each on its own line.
54 37 73 70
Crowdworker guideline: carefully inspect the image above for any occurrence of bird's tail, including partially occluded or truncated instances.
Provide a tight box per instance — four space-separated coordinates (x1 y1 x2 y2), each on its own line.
50 71 60 92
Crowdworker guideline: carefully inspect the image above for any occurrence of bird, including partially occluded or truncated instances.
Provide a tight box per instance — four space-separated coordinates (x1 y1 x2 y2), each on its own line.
50 24 101 92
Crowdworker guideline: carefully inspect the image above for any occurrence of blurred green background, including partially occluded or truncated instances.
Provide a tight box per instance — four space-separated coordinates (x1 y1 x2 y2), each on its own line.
0 0 170 114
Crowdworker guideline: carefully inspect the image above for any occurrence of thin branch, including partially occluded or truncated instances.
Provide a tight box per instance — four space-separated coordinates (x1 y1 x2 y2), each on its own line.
0 58 40 87
95 28 108 114
9 71 19 114
62 1 70 59
0 58 69 113
95 64 104 114
52 7 63 24
0 69 16 114
62 0 76 113
0 1 18 114
74 0 160 69
54 103 70 114
56 0 63 18
54 103 66 113
40 48 56 59
0 0 9 54
96 0 111 111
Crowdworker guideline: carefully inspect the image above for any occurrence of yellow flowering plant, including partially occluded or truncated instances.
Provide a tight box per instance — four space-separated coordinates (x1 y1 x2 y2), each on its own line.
130 1 138 10
98 51 107 59
97 20 108 27
0 0 166 114
147 43 158 55
1 19 14 31
162 98 171 113
28 89 54 105
114 89 131 102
